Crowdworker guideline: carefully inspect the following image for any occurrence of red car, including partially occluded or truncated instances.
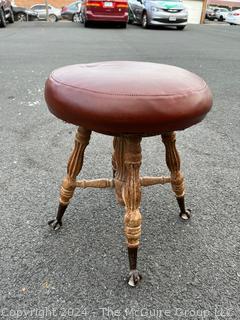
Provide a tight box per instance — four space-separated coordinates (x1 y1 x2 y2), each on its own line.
80 0 128 27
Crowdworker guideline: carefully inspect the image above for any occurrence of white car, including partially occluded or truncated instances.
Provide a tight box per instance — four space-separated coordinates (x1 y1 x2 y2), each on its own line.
31 4 61 22
215 8 229 21
226 9 240 25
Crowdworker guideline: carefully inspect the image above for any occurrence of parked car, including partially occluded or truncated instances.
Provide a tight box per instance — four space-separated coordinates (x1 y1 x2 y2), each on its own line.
80 0 128 27
205 7 227 21
31 4 61 22
226 9 240 25
128 0 188 29
0 0 14 27
13 6 39 21
215 7 229 21
205 7 217 20
61 1 82 22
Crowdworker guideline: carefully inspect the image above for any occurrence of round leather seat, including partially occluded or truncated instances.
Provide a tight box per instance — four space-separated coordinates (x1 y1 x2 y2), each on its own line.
45 61 212 136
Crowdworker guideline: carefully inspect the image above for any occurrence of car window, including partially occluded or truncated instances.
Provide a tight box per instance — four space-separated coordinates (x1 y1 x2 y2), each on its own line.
33 5 46 10
69 4 77 9
70 1 81 6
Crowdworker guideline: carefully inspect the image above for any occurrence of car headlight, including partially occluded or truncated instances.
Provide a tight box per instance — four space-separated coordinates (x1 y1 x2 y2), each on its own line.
151 7 162 12
182 8 188 14
26 10 34 14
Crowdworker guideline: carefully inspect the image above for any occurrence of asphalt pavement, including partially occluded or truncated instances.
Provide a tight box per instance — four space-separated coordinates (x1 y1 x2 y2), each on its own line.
0 21 240 320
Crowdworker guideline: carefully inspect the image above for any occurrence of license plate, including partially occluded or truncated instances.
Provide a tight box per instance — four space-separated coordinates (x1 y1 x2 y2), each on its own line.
169 15 177 21
104 2 113 7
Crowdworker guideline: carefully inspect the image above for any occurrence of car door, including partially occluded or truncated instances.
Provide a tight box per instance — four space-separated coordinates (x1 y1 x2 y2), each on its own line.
38 5 47 19
66 3 77 19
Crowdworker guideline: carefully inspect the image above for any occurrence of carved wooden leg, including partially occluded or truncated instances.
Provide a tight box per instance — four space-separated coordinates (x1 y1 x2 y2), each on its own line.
48 126 91 230
122 136 142 286
112 137 127 205
161 132 191 220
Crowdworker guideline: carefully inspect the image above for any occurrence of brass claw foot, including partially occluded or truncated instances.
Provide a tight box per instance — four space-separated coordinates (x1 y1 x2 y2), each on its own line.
128 270 142 287
179 209 191 221
48 218 62 230
48 127 91 232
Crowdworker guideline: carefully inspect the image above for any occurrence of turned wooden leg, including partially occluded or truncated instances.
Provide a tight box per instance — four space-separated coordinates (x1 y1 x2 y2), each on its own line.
122 136 142 286
112 137 127 205
112 137 117 178
161 132 191 220
48 126 91 230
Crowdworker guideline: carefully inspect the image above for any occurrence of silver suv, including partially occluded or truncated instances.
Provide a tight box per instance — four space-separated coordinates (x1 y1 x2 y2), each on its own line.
0 0 14 27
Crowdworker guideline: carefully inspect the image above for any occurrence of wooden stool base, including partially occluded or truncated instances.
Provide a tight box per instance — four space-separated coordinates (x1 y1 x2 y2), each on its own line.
48 127 191 286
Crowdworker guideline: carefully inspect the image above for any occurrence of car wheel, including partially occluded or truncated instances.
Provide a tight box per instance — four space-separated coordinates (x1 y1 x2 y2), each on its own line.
141 12 149 28
48 14 57 22
219 16 224 21
177 25 185 30
16 12 27 21
72 13 79 23
0 8 7 27
8 8 14 23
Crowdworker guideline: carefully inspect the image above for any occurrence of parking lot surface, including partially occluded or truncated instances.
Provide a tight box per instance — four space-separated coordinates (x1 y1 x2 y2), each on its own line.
0 22 240 319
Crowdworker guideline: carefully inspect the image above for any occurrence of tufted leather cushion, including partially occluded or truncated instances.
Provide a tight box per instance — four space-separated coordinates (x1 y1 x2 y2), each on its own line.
45 61 212 136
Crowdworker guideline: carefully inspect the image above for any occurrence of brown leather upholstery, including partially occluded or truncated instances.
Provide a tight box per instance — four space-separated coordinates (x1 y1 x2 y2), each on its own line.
45 61 212 135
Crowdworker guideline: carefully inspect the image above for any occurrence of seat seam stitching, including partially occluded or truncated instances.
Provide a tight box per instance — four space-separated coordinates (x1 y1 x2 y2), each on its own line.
49 75 208 97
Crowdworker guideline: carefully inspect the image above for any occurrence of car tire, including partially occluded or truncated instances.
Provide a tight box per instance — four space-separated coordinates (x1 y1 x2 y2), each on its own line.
48 14 57 22
219 16 223 21
72 13 79 23
119 22 127 28
128 9 134 24
141 12 149 29
84 19 91 27
16 12 27 21
8 8 14 23
177 25 185 30
0 8 7 27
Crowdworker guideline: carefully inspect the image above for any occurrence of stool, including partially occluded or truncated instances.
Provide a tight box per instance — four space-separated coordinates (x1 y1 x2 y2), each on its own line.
45 61 212 286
